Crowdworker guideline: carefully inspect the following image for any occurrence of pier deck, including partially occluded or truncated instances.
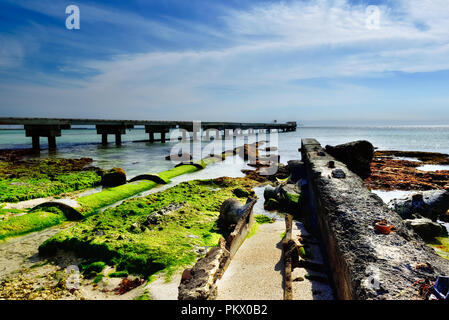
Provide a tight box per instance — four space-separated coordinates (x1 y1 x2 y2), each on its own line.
0 117 297 150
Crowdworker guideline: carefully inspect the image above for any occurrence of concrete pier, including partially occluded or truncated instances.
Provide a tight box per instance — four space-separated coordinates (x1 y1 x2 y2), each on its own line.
0 117 297 150
96 124 133 146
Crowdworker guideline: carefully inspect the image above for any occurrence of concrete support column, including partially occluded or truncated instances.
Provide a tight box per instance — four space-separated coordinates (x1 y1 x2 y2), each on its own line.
115 133 122 145
97 125 131 146
25 124 69 151
48 136 56 151
32 136 40 150
102 134 108 145
145 125 170 143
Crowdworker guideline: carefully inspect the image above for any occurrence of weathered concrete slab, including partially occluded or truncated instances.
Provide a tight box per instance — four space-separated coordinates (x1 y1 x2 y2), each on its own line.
301 138 449 300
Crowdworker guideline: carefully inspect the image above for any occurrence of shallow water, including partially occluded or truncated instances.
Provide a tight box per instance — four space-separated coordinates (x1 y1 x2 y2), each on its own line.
2 126 449 179
416 164 449 172
371 190 418 204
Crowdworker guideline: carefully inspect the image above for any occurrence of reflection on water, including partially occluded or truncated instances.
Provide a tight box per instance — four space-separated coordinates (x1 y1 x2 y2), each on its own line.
371 190 419 204
416 164 449 172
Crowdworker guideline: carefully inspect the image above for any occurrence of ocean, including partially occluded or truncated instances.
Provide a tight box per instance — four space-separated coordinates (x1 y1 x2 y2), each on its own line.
1 126 449 180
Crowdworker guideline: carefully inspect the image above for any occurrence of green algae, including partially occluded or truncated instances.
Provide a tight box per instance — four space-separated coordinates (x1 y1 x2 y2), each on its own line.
83 261 106 275
108 270 129 278
0 158 102 203
76 160 219 215
39 177 260 278
247 222 259 239
0 210 67 241
255 215 275 224
77 180 158 215
429 236 449 260
0 208 25 215
0 155 224 242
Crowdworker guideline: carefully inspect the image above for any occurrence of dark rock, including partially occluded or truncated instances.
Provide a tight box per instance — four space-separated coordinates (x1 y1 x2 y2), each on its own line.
286 160 305 182
332 169 346 179
325 140 374 179
404 218 445 240
264 198 280 211
233 187 250 198
101 168 127 187
388 190 449 221
263 185 281 201
218 198 255 229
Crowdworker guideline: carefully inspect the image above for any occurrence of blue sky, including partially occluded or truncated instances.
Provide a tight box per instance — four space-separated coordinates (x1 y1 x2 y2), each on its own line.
1 0 449 124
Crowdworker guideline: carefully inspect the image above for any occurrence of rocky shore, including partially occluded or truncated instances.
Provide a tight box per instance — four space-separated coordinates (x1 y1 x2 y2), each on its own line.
366 150 449 191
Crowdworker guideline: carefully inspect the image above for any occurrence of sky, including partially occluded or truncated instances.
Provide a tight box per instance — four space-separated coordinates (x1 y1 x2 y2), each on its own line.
1 0 449 124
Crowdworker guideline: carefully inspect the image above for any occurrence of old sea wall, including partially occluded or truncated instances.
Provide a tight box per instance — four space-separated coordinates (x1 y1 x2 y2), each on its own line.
301 138 449 300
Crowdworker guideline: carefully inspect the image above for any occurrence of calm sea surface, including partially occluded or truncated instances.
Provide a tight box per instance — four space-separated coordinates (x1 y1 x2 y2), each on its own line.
1 126 449 179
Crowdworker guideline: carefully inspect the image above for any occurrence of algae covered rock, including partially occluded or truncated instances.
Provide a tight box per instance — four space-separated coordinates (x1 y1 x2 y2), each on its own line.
404 218 446 240
388 190 449 221
264 198 280 211
263 184 300 211
218 198 256 230
233 187 250 198
325 140 374 179
101 168 127 187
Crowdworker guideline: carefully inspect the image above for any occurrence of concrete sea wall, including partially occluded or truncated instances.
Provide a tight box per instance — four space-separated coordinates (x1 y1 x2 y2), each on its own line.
301 138 449 300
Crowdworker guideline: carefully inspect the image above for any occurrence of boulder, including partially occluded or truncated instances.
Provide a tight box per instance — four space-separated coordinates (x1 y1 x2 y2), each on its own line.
233 187 250 198
286 160 305 182
264 198 280 211
388 190 449 221
325 140 374 179
405 218 446 240
218 198 255 228
101 168 127 187
263 184 300 211
263 185 282 202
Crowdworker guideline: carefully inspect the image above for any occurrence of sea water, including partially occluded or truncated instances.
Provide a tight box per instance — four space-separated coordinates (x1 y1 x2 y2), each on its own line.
1 126 449 179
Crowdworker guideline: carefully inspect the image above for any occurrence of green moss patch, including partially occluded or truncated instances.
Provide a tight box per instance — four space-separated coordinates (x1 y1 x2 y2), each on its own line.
255 215 275 224
429 236 449 260
77 180 158 215
0 158 102 203
0 210 67 241
108 270 129 278
39 177 260 278
76 159 213 215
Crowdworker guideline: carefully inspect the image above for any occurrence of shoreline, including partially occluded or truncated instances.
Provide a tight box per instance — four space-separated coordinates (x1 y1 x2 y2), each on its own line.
1 143 449 300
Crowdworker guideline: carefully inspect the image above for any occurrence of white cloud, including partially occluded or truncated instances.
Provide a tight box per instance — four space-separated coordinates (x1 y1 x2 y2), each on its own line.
2 0 449 121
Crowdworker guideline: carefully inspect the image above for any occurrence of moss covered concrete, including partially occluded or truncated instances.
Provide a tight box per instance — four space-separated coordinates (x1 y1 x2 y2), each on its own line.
39 177 260 279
